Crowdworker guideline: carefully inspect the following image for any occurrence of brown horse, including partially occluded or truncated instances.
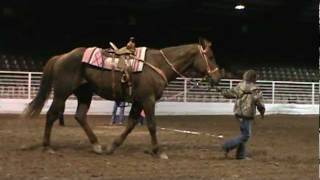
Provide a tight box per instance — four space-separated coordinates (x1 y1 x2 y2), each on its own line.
23 38 221 159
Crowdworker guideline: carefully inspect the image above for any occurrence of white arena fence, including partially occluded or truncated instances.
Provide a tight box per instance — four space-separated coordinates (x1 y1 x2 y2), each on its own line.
0 71 318 115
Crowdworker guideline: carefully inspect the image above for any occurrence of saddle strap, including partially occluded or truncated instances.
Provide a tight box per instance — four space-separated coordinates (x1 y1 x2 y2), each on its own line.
144 62 168 85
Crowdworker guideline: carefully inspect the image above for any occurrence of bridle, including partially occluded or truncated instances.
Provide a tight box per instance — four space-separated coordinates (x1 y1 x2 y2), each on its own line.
143 44 219 86
160 45 219 79
197 45 219 77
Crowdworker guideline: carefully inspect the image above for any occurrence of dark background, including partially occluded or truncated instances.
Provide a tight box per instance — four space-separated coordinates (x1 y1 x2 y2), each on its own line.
0 0 318 69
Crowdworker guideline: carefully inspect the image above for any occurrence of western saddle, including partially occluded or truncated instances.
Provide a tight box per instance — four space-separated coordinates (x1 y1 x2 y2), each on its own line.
106 37 136 96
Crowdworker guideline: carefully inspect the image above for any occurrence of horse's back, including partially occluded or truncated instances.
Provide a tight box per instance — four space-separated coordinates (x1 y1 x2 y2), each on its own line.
51 47 88 92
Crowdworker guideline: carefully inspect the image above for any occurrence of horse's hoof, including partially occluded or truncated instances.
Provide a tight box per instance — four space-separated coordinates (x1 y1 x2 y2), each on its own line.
92 144 103 154
105 145 114 155
43 147 56 154
20 145 28 151
144 150 169 160
159 152 169 160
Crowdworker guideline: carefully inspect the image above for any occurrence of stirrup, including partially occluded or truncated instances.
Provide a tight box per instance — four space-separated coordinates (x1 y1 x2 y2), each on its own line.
121 74 128 83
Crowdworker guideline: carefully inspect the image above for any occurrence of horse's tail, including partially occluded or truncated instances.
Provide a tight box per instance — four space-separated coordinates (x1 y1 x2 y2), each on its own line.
22 56 59 118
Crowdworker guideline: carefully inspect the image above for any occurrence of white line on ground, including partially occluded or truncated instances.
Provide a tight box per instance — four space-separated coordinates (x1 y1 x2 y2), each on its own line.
159 127 224 139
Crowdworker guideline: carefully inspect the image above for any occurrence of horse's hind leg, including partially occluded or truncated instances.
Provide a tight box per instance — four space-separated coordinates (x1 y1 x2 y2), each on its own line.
74 84 103 154
106 101 142 154
43 97 66 153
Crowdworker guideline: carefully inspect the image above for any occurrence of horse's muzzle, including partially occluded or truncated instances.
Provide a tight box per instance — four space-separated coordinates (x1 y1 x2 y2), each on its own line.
208 76 220 88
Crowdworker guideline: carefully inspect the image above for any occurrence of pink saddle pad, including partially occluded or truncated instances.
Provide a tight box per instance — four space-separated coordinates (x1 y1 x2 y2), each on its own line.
82 47 147 72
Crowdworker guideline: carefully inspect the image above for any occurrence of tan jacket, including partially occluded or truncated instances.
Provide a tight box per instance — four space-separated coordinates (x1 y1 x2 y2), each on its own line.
222 81 265 119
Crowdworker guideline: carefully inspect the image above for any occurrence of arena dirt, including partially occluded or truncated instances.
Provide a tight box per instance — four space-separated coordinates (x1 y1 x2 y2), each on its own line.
0 114 317 180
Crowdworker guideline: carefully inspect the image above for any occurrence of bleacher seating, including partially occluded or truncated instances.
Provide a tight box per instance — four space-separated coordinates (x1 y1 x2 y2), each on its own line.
255 66 319 82
0 53 44 72
0 53 318 82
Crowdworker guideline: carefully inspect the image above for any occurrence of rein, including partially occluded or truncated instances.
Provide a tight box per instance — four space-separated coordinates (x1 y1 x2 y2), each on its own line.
138 45 219 87
159 45 219 79
160 50 187 78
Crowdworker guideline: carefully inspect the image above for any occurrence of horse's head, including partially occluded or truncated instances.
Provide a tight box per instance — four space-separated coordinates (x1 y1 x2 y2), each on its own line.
191 38 221 85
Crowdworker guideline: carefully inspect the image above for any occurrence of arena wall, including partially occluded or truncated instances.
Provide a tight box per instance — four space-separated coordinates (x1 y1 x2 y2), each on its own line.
0 71 318 115
0 99 318 115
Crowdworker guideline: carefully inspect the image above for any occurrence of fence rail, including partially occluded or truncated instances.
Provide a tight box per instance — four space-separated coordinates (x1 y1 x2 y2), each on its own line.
0 71 319 104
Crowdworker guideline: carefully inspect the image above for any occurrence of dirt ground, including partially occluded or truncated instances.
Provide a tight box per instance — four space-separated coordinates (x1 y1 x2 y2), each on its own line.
0 114 317 180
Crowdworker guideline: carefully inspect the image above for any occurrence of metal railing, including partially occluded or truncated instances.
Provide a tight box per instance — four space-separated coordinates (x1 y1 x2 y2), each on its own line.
0 71 319 104
161 78 319 104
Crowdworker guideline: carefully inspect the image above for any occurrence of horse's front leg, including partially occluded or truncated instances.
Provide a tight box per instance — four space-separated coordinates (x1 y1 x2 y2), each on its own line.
143 97 168 159
73 85 103 154
106 101 141 154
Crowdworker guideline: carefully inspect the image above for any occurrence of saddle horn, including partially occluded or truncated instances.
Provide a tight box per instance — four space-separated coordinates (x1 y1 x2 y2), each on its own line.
109 42 119 50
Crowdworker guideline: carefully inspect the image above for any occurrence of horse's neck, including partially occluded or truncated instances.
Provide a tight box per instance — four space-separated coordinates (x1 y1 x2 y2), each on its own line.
159 44 198 81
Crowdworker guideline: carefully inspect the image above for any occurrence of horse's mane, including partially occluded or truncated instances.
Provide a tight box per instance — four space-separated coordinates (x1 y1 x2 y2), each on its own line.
147 43 199 51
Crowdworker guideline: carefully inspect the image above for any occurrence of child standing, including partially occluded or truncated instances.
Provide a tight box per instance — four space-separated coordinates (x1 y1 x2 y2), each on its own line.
218 69 265 160
110 101 125 125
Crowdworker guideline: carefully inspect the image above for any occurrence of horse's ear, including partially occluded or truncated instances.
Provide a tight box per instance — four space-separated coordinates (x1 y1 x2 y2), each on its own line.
198 37 206 49
199 37 211 49
206 40 212 47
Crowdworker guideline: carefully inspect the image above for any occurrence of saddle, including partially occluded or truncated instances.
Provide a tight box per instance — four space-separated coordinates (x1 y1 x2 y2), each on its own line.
105 44 135 84
82 38 145 97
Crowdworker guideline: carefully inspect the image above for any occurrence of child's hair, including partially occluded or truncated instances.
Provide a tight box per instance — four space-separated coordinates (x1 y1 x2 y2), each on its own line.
243 69 257 82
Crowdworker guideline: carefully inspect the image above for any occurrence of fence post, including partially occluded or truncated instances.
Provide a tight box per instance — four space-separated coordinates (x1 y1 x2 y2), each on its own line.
229 80 233 103
28 72 31 100
312 83 315 105
272 81 275 104
183 78 187 102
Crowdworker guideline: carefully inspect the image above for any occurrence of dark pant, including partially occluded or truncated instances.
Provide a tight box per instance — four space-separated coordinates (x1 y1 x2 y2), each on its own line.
137 115 144 125
223 118 252 159
111 101 125 124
